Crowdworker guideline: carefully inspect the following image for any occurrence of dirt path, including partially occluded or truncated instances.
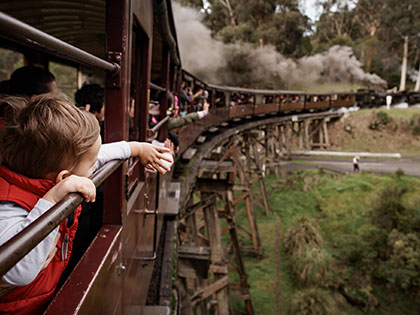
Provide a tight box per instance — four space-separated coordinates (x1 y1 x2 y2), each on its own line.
274 216 282 314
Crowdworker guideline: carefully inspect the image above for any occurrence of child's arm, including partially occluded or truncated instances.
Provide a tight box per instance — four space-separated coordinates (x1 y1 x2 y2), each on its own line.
0 175 96 286
0 200 60 286
96 141 171 175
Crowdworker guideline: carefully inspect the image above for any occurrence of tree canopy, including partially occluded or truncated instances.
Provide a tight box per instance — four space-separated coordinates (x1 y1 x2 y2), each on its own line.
178 0 420 90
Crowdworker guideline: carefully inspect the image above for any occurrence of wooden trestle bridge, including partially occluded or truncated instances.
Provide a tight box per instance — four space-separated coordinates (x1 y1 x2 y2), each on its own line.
160 109 345 315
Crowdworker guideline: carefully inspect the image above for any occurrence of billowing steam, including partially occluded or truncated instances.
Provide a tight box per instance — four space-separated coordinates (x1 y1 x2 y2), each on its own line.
173 3 387 90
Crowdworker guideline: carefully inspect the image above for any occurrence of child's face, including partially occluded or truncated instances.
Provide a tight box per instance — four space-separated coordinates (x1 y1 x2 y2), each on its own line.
71 135 101 178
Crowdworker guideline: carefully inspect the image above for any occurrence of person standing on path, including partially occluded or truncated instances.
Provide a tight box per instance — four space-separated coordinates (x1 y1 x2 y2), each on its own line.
353 155 360 173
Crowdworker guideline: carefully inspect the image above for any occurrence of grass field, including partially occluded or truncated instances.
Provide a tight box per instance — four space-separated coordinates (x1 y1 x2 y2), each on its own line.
237 170 420 314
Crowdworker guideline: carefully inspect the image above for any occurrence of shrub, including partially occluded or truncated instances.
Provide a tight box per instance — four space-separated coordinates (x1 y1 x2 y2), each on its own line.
289 288 338 314
395 168 405 177
370 184 420 233
380 229 420 289
292 247 333 287
377 111 390 125
283 218 323 256
413 125 420 136
369 111 392 130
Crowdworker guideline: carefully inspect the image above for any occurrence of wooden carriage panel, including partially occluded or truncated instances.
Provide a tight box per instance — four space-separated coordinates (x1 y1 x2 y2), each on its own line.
177 108 228 155
331 98 354 107
254 103 279 114
229 105 253 118
46 226 124 315
123 172 159 306
305 101 330 110
280 101 304 112
132 0 154 37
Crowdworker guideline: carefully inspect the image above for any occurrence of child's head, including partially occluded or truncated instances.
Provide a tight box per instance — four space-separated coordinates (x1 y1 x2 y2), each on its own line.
0 92 100 179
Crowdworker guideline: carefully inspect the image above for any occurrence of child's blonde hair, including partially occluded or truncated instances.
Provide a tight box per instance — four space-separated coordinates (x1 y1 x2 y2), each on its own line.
0 92 100 178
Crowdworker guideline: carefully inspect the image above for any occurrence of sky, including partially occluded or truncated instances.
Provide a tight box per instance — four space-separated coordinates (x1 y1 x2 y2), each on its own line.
300 0 356 22
300 0 323 21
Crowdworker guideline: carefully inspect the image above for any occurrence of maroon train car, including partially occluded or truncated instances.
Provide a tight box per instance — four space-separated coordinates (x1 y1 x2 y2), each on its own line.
0 0 180 313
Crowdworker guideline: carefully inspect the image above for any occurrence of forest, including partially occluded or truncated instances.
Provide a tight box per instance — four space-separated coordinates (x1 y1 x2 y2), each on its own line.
177 0 420 91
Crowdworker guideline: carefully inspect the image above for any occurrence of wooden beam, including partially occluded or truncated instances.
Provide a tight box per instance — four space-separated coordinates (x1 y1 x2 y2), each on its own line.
190 276 229 305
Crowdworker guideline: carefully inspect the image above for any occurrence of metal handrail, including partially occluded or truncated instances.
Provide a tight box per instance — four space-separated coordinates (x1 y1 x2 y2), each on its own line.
149 82 166 92
151 115 170 134
0 159 124 278
0 11 119 73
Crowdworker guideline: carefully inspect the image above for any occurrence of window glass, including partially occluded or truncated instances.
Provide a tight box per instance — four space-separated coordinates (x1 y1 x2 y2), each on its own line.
0 47 24 82
49 61 77 101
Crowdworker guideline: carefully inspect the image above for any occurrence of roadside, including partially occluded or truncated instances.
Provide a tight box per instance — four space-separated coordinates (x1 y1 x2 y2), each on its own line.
281 156 420 176
327 108 420 156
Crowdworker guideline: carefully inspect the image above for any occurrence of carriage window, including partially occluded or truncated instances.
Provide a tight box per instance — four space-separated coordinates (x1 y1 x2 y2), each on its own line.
49 61 77 101
0 48 24 82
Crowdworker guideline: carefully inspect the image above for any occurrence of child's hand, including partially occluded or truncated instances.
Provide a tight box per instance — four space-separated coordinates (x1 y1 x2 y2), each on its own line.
129 142 172 175
43 175 96 204
203 101 210 113
164 139 175 155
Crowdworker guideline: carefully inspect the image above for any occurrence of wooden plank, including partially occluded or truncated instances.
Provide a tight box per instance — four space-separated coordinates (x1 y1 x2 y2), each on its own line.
209 264 228 274
190 276 229 305
159 219 176 307
232 192 249 206
199 159 234 173
179 245 211 259
182 147 197 161
181 194 217 220
196 135 207 144
252 140 271 216
202 193 230 315
225 190 254 314
196 179 229 193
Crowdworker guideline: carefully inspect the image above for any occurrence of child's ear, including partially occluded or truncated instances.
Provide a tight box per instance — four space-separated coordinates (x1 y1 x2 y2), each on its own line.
55 170 71 183
84 104 91 112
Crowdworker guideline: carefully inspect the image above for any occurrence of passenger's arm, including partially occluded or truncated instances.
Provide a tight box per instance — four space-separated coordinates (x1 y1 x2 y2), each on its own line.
95 141 131 170
0 200 59 286
96 141 171 175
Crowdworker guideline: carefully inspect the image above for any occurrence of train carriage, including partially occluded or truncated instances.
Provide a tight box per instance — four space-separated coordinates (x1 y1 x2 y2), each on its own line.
0 0 181 313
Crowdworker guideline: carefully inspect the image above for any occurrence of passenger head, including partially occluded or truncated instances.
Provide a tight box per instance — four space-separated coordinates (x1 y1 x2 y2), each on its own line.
0 92 100 179
8 66 56 96
0 80 10 95
75 83 105 122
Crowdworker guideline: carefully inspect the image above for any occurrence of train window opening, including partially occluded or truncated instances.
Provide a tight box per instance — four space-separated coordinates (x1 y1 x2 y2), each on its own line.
215 91 225 107
0 47 24 83
49 61 78 101
127 24 150 190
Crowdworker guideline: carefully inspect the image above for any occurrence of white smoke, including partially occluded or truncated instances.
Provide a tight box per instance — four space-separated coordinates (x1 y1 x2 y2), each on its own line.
173 2 387 89
172 2 226 83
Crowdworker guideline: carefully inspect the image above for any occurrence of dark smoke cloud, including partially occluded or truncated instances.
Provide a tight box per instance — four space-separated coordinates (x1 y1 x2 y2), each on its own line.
173 2 386 89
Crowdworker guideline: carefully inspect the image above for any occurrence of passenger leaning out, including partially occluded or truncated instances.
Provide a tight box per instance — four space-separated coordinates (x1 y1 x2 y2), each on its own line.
0 92 171 314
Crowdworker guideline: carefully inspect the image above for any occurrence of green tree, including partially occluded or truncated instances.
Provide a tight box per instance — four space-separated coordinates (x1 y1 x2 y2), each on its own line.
380 0 420 90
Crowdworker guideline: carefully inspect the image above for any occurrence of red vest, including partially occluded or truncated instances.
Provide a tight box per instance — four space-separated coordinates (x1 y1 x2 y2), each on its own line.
0 166 82 315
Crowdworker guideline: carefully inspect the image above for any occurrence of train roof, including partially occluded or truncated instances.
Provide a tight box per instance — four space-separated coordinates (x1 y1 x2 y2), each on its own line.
0 0 181 70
